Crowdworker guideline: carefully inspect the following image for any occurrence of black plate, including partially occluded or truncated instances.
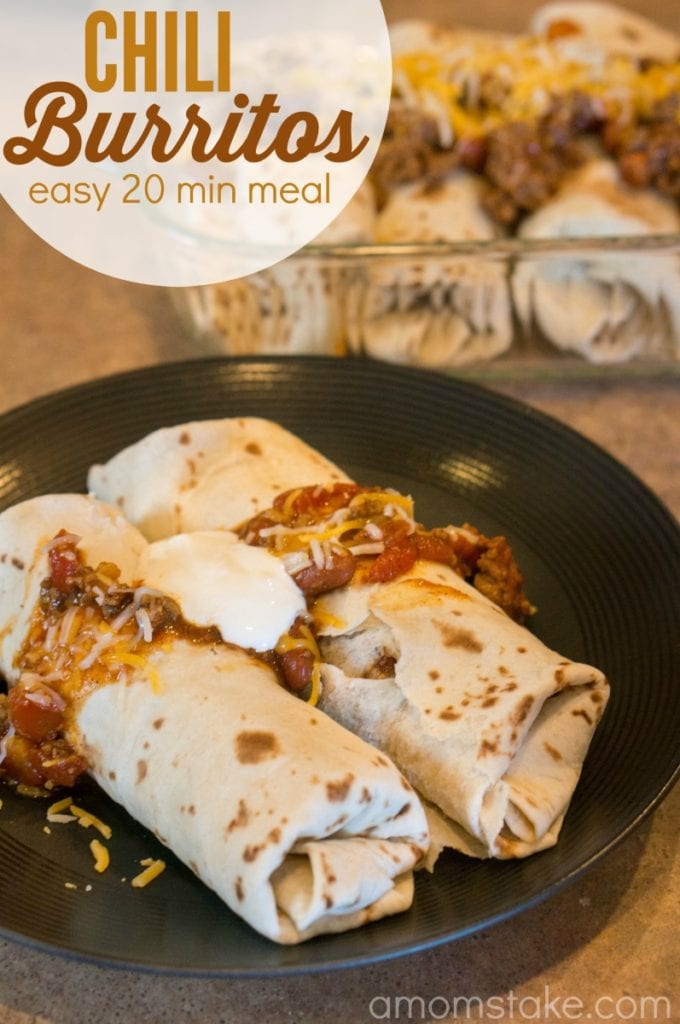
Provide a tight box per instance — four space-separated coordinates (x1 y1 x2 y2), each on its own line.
0 356 678 976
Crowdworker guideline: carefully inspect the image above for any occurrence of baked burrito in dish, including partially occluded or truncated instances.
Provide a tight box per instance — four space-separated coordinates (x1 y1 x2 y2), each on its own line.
238 483 610 860
530 2 680 62
513 159 680 364
0 495 429 944
346 173 513 369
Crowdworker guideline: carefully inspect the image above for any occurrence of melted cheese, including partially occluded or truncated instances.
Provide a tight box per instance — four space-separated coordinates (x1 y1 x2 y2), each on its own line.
394 38 680 140
138 532 306 653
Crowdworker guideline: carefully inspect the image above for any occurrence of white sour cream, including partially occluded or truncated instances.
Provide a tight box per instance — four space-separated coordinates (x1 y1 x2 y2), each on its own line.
138 532 305 652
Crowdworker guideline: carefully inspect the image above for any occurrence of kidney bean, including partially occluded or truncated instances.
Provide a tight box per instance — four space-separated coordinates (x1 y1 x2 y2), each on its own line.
293 547 356 596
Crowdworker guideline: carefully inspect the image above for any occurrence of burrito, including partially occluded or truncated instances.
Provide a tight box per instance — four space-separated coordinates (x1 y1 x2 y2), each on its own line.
512 159 680 363
0 495 429 944
89 424 609 861
530 2 680 62
346 174 513 368
88 416 350 539
235 483 610 860
187 183 377 357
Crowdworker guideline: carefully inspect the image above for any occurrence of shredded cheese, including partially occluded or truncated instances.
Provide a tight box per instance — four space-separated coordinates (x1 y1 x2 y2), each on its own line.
89 838 110 873
70 804 113 840
394 39 680 142
131 859 166 888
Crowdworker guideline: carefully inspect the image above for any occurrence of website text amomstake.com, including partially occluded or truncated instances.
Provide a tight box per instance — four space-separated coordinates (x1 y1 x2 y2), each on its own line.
368 986 672 1021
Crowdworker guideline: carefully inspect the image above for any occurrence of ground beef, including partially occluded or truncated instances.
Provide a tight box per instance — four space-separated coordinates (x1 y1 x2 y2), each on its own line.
613 118 680 199
482 94 596 226
471 535 534 624
370 103 459 206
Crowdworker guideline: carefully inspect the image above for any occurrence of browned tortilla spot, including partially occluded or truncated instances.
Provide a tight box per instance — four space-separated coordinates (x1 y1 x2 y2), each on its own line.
326 772 354 803
544 742 562 762
485 684 498 695
243 844 263 863
435 686 443 694
503 682 519 692
226 799 250 833
572 708 593 725
136 759 147 784
108 770 116 781
245 442 262 456
512 695 534 726
11 557 25 571
235 877 244 902
324 894 334 909
179 431 191 445
555 668 566 687
424 708 432 715
152 717 165 730
320 853 337 884
400 777 413 792
461 698 470 707
439 709 461 721
478 738 498 757
498 665 509 676
143 741 150 750
235 730 280 765
308 717 318 726
391 802 412 820
171 757 179 768
517 646 527 654
329 814 348 831
188 804 196 816
373 755 389 768
434 620 483 652
482 697 498 708
429 670 440 680
268 828 281 845
591 691 603 704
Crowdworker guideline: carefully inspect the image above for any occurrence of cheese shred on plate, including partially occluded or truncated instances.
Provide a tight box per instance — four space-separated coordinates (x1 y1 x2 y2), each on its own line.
70 804 113 840
89 838 110 873
131 859 166 888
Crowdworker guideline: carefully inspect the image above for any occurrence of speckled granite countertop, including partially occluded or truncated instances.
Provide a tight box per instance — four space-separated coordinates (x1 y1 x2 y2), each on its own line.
0 0 678 1011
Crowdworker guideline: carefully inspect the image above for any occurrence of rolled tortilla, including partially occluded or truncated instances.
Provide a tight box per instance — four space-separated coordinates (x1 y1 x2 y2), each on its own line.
513 159 680 363
314 561 609 859
88 417 350 539
346 174 513 368
0 495 429 944
87 426 610 859
530 2 680 62
187 184 377 357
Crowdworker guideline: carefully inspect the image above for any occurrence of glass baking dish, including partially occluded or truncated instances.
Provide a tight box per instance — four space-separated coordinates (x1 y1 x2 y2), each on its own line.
172 233 680 379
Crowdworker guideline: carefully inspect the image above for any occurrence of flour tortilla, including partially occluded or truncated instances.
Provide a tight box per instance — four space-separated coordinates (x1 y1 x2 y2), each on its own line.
314 561 609 859
0 495 429 944
88 418 350 539
513 160 680 363
347 175 512 368
191 183 377 357
530 2 680 61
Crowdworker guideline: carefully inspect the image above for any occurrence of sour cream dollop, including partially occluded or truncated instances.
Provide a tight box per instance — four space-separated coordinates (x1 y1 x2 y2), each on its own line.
137 532 306 652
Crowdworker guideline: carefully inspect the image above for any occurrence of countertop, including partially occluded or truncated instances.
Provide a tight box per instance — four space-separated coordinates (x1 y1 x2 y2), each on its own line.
0 0 679 1018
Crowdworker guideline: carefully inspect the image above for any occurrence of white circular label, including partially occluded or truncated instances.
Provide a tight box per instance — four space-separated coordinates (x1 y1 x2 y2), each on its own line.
0 1 391 286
